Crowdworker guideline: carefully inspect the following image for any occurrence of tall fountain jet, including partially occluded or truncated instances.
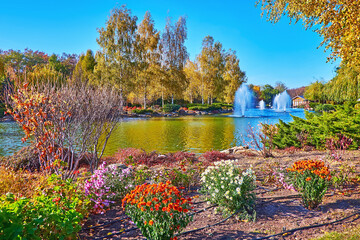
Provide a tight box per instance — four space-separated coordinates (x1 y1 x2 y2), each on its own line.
273 91 291 111
259 100 265 110
233 85 254 117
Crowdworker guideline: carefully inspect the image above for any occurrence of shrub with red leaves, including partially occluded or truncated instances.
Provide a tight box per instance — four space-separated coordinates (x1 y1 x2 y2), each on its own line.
112 149 199 167
113 148 144 162
201 151 233 162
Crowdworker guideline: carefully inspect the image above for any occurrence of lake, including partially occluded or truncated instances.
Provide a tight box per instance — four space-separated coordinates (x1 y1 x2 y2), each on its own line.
0 108 306 156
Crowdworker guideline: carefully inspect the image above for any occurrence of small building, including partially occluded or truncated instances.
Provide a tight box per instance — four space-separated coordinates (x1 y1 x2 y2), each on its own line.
292 95 308 107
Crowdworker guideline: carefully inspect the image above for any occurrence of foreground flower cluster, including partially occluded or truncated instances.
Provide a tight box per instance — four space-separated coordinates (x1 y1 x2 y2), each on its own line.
287 159 331 181
122 181 192 240
84 162 134 214
200 160 256 220
287 159 332 209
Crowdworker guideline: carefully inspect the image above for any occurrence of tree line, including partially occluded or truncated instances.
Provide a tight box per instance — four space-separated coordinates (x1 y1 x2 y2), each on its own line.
305 63 360 104
0 6 246 108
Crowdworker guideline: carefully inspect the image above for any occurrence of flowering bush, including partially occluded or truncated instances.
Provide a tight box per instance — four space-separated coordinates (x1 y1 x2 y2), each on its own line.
200 160 256 220
84 162 114 214
105 164 134 201
326 134 353 161
287 159 332 209
122 181 192 240
85 162 134 214
273 168 296 191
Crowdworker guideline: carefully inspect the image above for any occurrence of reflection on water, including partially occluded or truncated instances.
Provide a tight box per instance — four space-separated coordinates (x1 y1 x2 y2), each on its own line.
0 122 29 156
0 109 306 156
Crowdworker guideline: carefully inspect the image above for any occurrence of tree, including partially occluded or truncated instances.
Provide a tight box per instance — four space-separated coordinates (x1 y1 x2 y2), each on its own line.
183 60 202 103
257 0 360 68
325 63 360 103
94 6 138 99
198 36 226 104
275 81 287 93
72 50 96 83
136 11 161 108
222 50 246 104
26 65 64 86
161 16 189 104
5 82 123 177
249 84 261 100
304 80 325 102
260 84 279 105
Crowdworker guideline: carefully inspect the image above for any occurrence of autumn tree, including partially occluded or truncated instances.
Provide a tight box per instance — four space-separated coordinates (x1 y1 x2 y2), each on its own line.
249 84 261 100
275 81 287 93
94 6 138 100
135 11 161 108
26 65 64 86
183 60 202 103
257 0 360 68
198 36 226 104
222 50 246 104
161 16 189 104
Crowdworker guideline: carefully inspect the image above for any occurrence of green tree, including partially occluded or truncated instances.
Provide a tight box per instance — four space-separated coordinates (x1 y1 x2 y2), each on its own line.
72 50 96 83
93 6 138 100
304 80 325 102
260 84 279 105
325 64 360 103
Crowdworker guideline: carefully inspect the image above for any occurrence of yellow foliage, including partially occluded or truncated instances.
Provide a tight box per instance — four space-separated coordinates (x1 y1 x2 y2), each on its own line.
257 0 360 68
0 166 48 198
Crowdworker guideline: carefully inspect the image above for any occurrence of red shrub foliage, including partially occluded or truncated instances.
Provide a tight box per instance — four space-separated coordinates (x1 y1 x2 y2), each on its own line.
201 151 233 162
111 149 198 167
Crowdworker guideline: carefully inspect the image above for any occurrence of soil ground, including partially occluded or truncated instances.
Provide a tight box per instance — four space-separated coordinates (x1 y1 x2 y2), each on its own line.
79 150 360 240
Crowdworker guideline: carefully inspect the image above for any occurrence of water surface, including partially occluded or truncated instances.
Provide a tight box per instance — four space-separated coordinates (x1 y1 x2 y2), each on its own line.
0 108 306 156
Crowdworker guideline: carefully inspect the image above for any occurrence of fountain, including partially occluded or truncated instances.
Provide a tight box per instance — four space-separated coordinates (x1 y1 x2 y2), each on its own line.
259 100 265 110
273 91 291 111
233 85 255 117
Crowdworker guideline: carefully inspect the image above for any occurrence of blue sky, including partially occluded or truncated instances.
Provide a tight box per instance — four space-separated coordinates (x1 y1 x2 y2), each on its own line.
0 0 338 88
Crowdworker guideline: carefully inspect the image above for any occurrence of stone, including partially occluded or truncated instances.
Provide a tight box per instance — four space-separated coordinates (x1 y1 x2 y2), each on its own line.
178 109 186 115
108 163 128 170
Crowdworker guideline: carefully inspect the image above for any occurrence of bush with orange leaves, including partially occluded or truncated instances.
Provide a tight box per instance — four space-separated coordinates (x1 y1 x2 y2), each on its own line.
122 181 193 240
5 82 122 178
287 159 332 209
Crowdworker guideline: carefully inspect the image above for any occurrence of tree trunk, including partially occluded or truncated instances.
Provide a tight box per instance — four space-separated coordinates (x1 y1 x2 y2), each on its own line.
171 94 174 104
161 84 164 108
201 77 204 104
143 85 147 109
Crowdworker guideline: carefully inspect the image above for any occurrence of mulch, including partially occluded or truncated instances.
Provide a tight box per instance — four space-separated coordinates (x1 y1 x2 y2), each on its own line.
78 150 360 240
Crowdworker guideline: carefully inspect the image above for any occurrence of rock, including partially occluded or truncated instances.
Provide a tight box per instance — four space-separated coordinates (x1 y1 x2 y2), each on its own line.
178 109 186 115
108 163 128 170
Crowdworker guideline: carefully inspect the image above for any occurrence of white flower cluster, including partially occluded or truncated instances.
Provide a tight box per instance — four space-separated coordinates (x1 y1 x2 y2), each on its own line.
200 160 257 219
201 160 256 202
